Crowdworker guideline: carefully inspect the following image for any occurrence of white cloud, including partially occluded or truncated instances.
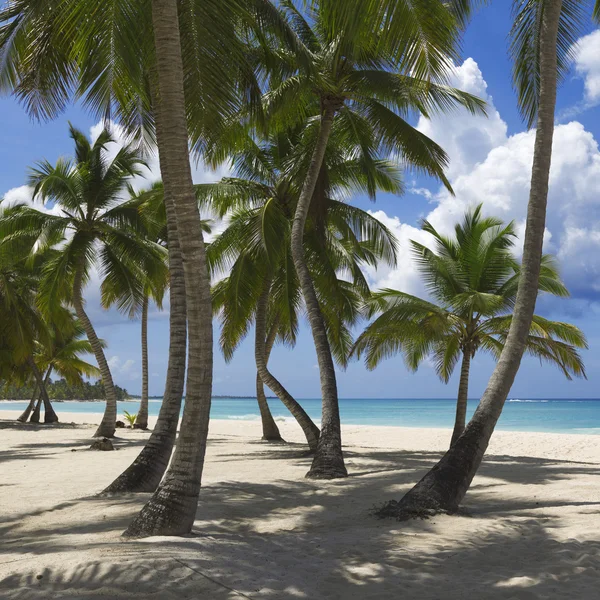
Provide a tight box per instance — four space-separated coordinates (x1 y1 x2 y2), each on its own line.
107 356 138 380
416 58 508 179
573 29 600 106
368 59 600 309
2 184 64 216
363 210 431 297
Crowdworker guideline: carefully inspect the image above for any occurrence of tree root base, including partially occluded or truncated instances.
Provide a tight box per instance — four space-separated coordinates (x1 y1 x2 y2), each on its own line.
373 498 452 521
305 467 348 480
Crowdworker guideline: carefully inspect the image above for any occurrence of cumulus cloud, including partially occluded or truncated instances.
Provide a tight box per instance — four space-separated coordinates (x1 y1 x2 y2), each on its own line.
108 356 138 380
417 58 507 179
363 210 432 297
367 58 600 311
573 29 600 107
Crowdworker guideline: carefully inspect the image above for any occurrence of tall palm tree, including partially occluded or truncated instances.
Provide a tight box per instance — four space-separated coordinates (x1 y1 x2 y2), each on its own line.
0 125 165 437
353 206 587 447
381 0 600 519
0 0 301 535
264 0 486 479
100 185 170 430
102 178 188 495
204 124 399 449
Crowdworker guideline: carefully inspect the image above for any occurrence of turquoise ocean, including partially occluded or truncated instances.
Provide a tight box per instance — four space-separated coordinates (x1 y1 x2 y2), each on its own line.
2 397 600 434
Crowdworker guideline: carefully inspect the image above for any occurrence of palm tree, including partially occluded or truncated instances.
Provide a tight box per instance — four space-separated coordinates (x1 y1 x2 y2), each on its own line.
18 315 102 423
0 238 57 423
100 185 170 431
205 125 399 449
381 0 600 519
263 1 487 479
0 125 165 438
0 0 300 535
102 179 188 495
353 206 587 447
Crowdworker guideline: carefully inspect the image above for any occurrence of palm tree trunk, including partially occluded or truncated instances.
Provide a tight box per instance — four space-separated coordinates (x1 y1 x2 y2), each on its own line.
383 0 563 519
17 385 39 423
290 101 347 479
27 358 58 424
450 351 471 447
255 284 319 450
72 261 117 438
41 367 57 423
123 0 213 537
29 396 42 423
102 153 187 494
256 320 283 441
135 294 150 429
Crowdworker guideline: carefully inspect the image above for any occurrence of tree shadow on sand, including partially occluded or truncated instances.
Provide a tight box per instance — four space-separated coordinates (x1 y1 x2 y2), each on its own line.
2 441 600 599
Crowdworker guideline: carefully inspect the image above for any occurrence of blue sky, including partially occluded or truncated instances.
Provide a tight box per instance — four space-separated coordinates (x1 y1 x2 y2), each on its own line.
2 5 600 399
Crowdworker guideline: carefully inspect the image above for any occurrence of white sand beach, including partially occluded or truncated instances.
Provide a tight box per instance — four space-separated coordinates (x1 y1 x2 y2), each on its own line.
1 411 600 599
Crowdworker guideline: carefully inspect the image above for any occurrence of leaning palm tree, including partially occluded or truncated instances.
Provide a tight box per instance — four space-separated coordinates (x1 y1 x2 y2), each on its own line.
382 0 600 519
353 206 587 447
0 125 166 437
204 122 400 448
102 180 188 495
211 201 393 450
263 0 487 479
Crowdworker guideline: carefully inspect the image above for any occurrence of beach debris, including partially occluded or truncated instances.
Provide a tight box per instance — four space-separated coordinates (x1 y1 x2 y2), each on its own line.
115 420 125 428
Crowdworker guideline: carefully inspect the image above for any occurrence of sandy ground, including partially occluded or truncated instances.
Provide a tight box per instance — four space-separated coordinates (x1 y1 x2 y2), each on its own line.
1 410 600 599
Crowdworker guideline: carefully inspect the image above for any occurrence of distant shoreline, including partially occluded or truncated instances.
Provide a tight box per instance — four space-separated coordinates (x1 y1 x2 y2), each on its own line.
0 395 278 402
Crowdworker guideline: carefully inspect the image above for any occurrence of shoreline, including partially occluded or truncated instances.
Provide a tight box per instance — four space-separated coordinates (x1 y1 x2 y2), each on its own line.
3 410 600 452
2 408 600 437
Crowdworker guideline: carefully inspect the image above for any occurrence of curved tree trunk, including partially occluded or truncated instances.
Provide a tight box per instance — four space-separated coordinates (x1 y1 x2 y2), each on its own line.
290 102 346 479
256 320 283 441
255 284 319 450
17 386 39 423
135 294 150 429
73 262 118 438
27 358 58 424
256 371 283 441
450 351 471 447
102 144 187 494
124 0 213 538
40 368 57 423
382 0 563 519
29 396 43 423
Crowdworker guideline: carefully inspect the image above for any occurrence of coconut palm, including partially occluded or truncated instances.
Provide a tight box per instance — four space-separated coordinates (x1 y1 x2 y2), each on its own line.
102 182 210 493
100 185 170 431
263 0 487 479
211 203 393 451
0 125 166 438
0 238 57 422
18 315 102 423
204 124 399 448
381 0 600 519
102 179 187 495
353 205 587 447
0 0 299 535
